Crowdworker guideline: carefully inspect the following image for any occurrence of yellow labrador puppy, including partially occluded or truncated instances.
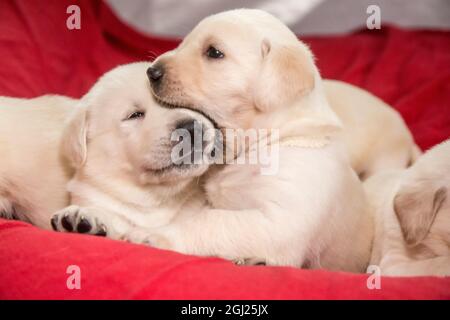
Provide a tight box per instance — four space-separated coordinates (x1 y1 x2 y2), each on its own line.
50 62 216 238
0 62 216 232
148 9 419 179
125 9 376 271
366 139 450 276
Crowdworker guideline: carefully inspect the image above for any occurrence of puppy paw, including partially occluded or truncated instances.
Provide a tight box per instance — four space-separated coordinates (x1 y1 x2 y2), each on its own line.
121 227 172 249
121 229 153 245
233 258 266 266
51 205 107 236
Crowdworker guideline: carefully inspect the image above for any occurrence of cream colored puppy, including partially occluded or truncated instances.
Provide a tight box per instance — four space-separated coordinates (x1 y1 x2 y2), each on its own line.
130 9 375 271
366 139 450 276
147 9 419 180
51 62 217 238
0 62 216 234
0 95 76 228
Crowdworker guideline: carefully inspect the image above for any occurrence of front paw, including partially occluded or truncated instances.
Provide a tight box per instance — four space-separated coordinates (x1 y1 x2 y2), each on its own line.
51 205 107 236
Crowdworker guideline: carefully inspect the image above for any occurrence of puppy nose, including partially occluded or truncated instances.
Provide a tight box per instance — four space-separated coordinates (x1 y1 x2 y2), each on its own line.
147 66 164 83
176 120 202 148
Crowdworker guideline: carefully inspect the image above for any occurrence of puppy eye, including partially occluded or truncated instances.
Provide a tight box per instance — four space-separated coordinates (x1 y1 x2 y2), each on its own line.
125 111 145 120
206 46 224 59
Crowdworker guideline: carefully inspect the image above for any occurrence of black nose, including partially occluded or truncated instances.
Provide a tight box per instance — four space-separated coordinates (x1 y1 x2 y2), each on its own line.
175 119 204 163
147 66 164 83
176 119 202 146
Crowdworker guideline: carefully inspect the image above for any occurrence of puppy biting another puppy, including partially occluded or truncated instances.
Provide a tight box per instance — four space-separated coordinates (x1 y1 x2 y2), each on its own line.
129 9 420 270
148 9 419 179
0 9 425 275
137 9 375 271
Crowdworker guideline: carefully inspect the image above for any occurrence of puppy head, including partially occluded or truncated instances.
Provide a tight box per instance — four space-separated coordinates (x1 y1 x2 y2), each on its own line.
148 9 339 135
394 140 450 250
61 62 217 186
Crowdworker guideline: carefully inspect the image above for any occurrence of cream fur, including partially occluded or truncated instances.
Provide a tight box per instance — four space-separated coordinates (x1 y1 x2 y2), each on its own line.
51 62 217 238
0 62 215 232
366 139 450 276
134 9 375 271
0 10 423 274
0 95 76 228
149 9 419 179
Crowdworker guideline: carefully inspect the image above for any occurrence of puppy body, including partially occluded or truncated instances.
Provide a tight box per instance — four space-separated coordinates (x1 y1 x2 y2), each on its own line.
140 9 374 271
0 95 76 228
29 60 371 272
324 80 420 178
133 81 373 270
365 139 450 276
177 141 373 270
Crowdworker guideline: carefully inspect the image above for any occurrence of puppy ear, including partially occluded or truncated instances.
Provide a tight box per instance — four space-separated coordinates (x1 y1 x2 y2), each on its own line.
61 105 89 168
253 39 315 112
394 182 447 246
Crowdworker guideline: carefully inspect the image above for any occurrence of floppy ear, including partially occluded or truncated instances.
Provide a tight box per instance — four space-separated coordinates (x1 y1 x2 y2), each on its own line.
253 39 315 113
394 182 447 246
61 105 89 168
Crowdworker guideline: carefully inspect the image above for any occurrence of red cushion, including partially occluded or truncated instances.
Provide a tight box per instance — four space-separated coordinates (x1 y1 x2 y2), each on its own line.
0 0 449 299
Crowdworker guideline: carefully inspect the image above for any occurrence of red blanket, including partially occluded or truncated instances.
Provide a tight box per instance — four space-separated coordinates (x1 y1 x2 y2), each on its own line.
0 0 449 299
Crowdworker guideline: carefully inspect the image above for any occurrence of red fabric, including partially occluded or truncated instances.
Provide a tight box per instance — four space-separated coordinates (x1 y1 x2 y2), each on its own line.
0 0 449 299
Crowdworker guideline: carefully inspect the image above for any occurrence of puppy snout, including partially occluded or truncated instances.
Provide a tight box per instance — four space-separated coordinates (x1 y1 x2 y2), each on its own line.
147 65 164 84
173 119 208 165
175 119 203 151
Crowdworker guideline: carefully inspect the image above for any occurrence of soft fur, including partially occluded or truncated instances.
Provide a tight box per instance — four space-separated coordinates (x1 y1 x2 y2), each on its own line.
0 95 76 228
40 57 372 271
51 62 217 238
0 9 422 274
132 9 376 271
323 80 421 178
149 9 419 179
366 139 450 276
0 62 216 232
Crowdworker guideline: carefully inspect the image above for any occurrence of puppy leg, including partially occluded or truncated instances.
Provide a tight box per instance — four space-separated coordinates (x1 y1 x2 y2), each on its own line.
51 205 133 239
124 224 268 265
126 208 309 267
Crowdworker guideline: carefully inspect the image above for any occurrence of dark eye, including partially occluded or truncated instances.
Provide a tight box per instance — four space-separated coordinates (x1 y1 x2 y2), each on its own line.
206 46 224 59
125 111 145 120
